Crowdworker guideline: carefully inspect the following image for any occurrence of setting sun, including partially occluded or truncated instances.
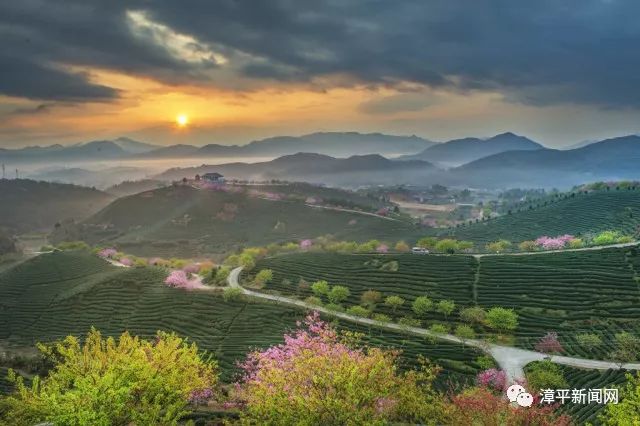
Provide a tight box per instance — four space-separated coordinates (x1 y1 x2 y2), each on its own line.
176 114 189 127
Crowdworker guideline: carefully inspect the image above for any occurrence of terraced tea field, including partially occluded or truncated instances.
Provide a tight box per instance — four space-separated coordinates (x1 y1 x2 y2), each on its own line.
249 252 476 323
0 252 482 385
55 186 419 258
252 247 640 359
446 190 640 245
477 248 640 358
526 364 630 425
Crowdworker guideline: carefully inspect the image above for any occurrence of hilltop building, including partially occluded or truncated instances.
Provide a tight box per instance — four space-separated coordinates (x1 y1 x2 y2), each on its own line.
202 172 225 183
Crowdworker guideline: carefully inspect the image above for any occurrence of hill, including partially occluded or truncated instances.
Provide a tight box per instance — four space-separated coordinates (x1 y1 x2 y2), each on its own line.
155 153 438 187
449 135 640 188
106 179 168 197
51 185 419 257
0 251 482 384
0 140 127 163
27 166 148 189
446 188 640 245
400 132 544 166
0 138 158 164
0 179 115 233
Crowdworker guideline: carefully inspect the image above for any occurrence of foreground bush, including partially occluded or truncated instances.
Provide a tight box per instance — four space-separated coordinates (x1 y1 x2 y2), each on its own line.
0 329 218 426
233 312 447 425
449 387 572 425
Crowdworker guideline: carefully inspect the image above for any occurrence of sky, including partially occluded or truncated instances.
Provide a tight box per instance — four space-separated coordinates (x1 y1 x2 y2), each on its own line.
1 0 640 148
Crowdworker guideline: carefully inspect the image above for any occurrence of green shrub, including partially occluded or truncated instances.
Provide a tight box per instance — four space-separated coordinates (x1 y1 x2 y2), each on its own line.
311 280 330 298
325 303 345 312
328 285 351 304
372 313 391 323
222 287 244 302
429 324 448 334
485 307 518 333
304 296 323 306
454 324 476 341
576 333 603 349
346 305 370 317
460 306 486 324
526 360 568 391
412 296 433 317
398 317 421 327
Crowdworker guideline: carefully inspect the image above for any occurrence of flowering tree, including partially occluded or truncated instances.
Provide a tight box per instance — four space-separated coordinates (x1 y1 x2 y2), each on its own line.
165 270 202 290
0 329 218 425
119 257 133 267
299 239 313 250
97 248 117 259
534 235 575 250
476 368 507 391
535 332 564 354
233 312 447 425
376 243 389 253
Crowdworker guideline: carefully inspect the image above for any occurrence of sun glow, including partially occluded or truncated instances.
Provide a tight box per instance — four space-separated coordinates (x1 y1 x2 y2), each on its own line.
176 114 189 127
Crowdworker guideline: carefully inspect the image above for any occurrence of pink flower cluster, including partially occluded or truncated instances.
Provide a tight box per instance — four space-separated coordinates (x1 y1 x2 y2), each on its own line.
238 311 363 383
476 368 507 391
535 332 564 354
164 270 202 290
376 244 389 253
535 234 575 250
97 248 117 259
188 388 214 404
119 257 133 266
300 239 313 250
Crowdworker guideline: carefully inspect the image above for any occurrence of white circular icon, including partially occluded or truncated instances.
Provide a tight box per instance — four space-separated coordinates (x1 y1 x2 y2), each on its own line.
516 392 534 407
506 384 526 402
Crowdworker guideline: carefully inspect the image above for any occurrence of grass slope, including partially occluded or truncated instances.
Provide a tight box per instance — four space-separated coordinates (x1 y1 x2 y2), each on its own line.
252 247 640 359
0 252 481 386
0 179 114 233
55 186 417 257
446 189 640 245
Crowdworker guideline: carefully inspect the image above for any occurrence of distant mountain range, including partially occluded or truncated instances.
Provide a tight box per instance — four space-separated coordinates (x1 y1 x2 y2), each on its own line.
5 131 640 189
398 132 544 166
155 153 438 187
0 132 434 164
447 135 640 187
157 135 640 189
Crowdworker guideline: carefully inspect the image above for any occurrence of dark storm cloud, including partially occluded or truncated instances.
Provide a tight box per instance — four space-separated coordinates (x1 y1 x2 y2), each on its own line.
2 0 640 108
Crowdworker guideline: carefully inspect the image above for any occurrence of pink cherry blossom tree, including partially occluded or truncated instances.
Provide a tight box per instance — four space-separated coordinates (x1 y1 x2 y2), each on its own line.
535 332 564 354
476 368 507 391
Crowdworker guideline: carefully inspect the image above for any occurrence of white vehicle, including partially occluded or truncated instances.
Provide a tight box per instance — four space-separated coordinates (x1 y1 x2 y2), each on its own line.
411 247 429 254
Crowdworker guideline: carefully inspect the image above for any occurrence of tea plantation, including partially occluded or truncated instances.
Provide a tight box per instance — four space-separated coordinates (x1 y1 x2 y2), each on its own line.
0 252 482 386
445 189 640 245
53 186 419 258
526 364 630 425
252 246 640 359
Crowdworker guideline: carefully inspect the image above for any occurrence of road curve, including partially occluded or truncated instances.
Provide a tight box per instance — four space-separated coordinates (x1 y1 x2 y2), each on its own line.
228 267 640 384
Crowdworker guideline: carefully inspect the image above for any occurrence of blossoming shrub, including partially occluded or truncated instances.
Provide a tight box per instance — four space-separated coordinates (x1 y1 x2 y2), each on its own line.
449 387 572 426
233 312 447 425
476 368 507 391
0 329 218 425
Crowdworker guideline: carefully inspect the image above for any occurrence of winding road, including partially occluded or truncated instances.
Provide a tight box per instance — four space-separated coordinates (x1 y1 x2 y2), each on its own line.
227 266 640 384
